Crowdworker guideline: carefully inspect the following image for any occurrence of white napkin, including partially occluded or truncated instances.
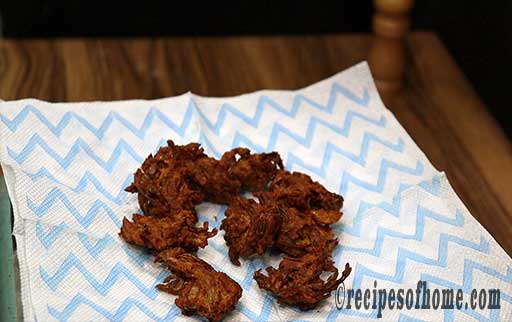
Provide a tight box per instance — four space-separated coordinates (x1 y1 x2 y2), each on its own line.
0 62 510 321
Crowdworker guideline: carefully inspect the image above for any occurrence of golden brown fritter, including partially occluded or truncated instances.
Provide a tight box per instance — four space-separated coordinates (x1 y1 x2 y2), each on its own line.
119 213 217 252
274 207 338 258
125 141 209 217
121 139 350 317
126 141 284 215
221 197 282 265
254 253 351 310
156 251 243 322
191 156 242 204
268 170 344 213
221 147 284 192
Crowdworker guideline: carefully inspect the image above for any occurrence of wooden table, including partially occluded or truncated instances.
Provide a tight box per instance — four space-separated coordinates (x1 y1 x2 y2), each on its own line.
0 32 511 256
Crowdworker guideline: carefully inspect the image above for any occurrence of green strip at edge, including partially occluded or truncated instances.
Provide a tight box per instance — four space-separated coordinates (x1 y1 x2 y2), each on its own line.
0 176 18 322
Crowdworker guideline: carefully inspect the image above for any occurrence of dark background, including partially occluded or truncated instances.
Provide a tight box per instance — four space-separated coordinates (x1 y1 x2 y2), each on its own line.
1 1 510 137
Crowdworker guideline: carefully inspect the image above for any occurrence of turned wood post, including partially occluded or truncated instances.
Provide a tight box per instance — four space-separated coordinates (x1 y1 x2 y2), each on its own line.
368 0 415 97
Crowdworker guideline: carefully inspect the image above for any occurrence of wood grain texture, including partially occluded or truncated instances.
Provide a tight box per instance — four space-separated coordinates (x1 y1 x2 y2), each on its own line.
0 33 510 255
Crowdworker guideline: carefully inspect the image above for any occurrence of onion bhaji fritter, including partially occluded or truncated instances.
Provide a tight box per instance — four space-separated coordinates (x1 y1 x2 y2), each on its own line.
125 141 208 217
221 197 339 261
254 253 352 310
156 251 243 322
120 139 350 319
274 207 339 258
221 147 284 192
268 170 343 212
119 213 217 252
221 197 282 265
125 140 284 215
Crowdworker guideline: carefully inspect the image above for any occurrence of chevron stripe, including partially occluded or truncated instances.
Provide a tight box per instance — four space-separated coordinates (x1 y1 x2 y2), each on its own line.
77 234 152 266
23 138 170 205
196 83 369 135
46 281 274 322
339 159 424 196
36 224 150 267
77 234 111 259
26 168 132 205
36 222 68 250
335 174 508 320
337 206 467 258
422 259 512 299
347 234 487 289
8 134 144 173
285 134 403 175
397 314 426 322
328 255 505 321
27 187 121 228
237 294 275 322
47 294 180 322
421 259 511 321
39 253 166 299
339 207 486 288
198 132 223 158
229 113 385 153
418 175 442 197
337 176 442 237
1 103 195 140
328 203 507 321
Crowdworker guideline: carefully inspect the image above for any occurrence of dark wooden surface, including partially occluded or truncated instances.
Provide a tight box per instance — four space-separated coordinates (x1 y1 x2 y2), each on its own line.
0 32 511 255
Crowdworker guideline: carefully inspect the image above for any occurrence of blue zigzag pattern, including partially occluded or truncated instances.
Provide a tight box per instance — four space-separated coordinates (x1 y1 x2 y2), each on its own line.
36 222 68 250
5 79 509 321
336 176 442 237
1 103 195 140
339 159 424 196
8 135 144 173
8 111 385 174
420 258 511 322
328 203 511 321
336 206 468 259
26 168 132 205
2 83 367 142
35 221 151 267
5 83 370 171
48 292 274 322
22 139 421 228
325 174 511 321
10 85 393 207
47 294 180 322
285 133 403 172
195 83 370 136
41 235 275 321
27 187 121 228
228 111 385 152
39 253 167 299
23 138 171 206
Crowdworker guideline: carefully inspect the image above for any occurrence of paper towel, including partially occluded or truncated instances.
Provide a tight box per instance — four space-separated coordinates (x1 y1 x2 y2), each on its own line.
0 62 510 321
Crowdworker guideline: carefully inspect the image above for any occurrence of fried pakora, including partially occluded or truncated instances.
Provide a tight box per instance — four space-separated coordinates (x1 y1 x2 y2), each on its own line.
221 197 282 265
221 147 284 192
254 253 351 310
121 139 351 318
274 206 338 257
126 141 284 215
119 213 217 252
125 141 208 217
157 251 243 322
268 170 343 212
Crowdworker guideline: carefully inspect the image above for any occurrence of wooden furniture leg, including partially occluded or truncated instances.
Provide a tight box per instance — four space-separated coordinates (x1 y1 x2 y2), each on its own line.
368 0 415 98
